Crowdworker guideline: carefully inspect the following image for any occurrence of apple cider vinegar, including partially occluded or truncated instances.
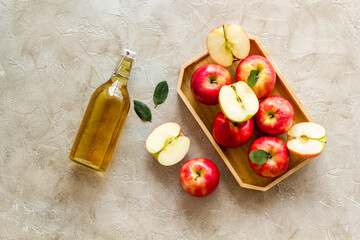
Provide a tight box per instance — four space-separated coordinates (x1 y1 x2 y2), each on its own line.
69 50 135 171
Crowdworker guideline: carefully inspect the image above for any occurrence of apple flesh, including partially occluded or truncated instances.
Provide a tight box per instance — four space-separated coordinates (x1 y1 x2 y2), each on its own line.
254 95 294 135
248 136 290 178
219 81 259 123
287 122 326 158
206 24 250 67
146 122 190 166
212 112 253 148
236 55 276 99
191 63 232 105
179 158 220 197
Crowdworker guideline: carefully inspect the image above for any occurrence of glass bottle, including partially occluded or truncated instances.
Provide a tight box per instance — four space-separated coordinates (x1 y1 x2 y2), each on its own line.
69 49 136 172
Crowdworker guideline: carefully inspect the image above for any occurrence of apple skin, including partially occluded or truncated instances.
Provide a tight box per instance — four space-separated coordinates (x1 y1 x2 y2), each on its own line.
254 95 295 135
248 136 289 178
236 55 276 99
212 112 254 148
191 63 232 105
179 158 220 197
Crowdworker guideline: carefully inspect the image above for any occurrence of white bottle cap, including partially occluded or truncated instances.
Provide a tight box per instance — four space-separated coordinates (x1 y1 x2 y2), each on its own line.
122 49 136 59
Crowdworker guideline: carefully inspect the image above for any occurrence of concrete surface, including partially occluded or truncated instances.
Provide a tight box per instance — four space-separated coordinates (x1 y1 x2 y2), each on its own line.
1 0 360 239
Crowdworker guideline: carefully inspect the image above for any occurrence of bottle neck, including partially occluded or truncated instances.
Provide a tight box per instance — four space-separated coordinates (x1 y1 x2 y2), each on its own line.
111 49 136 83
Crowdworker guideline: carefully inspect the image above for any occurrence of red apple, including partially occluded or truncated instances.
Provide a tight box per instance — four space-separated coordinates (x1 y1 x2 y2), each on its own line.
212 112 253 148
254 95 294 135
248 136 289 178
191 63 232 105
236 55 276 99
179 158 220 197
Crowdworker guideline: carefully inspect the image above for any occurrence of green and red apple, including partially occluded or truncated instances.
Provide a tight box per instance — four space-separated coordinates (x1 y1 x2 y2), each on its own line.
206 24 250 67
146 122 190 166
236 55 276 99
212 112 253 148
179 158 220 197
254 95 294 135
248 136 290 178
191 63 232 105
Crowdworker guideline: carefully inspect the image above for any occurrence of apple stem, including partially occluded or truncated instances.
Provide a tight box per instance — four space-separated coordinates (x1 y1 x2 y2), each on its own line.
194 172 201 181
222 25 227 41
210 76 218 84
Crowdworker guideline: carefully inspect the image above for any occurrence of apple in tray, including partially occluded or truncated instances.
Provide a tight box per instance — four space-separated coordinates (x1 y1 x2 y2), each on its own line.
191 63 232 105
206 24 250 67
219 81 259 123
146 122 190 166
236 55 276 99
212 112 253 148
254 95 294 135
248 136 290 178
287 122 326 158
179 158 220 197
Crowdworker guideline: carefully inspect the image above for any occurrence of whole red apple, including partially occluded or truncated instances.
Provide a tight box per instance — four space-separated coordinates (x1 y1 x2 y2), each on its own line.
179 158 220 197
236 55 276 99
254 95 294 135
248 136 289 178
212 112 254 148
191 63 232 105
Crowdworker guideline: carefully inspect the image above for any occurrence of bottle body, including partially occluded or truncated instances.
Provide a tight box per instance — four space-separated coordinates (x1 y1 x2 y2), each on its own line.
69 50 135 171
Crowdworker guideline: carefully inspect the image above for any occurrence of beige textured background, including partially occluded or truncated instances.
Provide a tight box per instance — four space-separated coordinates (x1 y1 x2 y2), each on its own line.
1 0 360 239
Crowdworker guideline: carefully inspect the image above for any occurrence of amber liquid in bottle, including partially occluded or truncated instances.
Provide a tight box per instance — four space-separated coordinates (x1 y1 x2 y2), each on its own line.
69 50 135 172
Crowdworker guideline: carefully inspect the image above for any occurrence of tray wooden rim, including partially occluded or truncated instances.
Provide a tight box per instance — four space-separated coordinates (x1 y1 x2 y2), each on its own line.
177 35 314 191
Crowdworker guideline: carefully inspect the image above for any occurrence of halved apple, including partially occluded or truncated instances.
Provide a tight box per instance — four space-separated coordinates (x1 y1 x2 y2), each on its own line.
219 81 259 122
146 122 190 166
287 122 326 158
206 24 250 67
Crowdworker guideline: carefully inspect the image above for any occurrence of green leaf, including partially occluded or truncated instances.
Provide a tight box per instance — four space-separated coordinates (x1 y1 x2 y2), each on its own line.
249 149 269 165
153 81 169 107
134 100 152 121
247 70 258 87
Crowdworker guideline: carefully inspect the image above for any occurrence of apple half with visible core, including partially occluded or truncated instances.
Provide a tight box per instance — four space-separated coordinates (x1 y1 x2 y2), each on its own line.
248 136 290 178
254 95 294 135
219 81 259 123
236 55 276 99
179 158 220 197
146 122 190 166
212 112 254 148
191 63 232 105
206 24 250 67
287 122 326 158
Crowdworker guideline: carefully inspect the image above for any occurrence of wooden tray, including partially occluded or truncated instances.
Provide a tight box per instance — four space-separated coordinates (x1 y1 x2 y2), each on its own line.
177 36 314 191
